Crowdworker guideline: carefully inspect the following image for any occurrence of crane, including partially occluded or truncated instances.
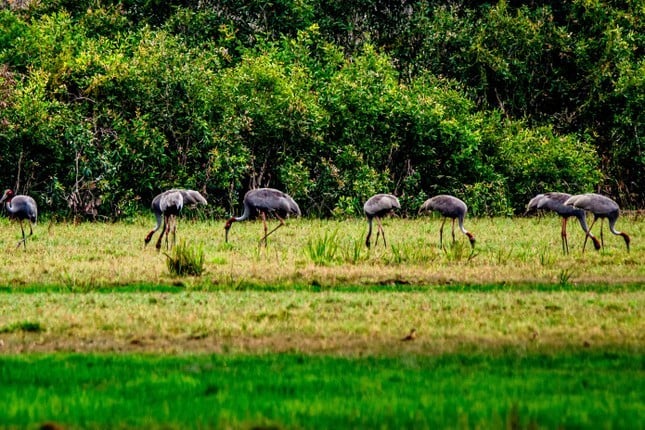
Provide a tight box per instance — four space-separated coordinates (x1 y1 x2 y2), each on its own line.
224 188 300 245
0 189 38 250
526 192 601 254
363 193 400 248
419 195 475 249
564 193 630 252
144 189 208 250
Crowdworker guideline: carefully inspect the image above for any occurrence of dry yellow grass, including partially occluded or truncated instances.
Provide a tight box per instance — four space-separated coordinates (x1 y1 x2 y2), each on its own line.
1 290 642 354
0 215 642 355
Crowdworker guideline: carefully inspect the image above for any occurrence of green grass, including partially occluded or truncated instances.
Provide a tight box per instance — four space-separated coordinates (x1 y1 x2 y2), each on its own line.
0 215 642 290
0 352 642 429
164 239 205 276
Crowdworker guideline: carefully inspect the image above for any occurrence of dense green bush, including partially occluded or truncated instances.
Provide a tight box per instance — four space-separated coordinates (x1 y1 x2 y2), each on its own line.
0 1 641 217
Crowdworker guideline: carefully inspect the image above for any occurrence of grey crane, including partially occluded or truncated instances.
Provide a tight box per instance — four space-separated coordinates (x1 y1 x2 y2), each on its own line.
144 189 208 250
564 193 630 252
363 193 400 248
224 188 301 245
419 195 475 249
526 192 601 254
0 189 38 250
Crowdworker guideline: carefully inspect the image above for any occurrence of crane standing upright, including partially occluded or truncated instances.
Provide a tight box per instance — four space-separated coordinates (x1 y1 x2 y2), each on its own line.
526 192 601 254
363 193 400 248
225 188 301 246
144 189 208 250
0 189 38 250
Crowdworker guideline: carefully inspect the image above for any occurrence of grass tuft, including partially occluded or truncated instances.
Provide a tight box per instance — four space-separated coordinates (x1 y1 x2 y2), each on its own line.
0 321 44 333
558 268 576 287
164 240 204 276
305 231 339 266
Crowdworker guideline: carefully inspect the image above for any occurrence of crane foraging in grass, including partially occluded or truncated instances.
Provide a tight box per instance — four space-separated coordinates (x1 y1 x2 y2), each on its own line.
419 195 475 250
564 193 630 252
526 192 601 254
0 189 37 250
224 188 301 246
363 193 400 248
144 189 208 250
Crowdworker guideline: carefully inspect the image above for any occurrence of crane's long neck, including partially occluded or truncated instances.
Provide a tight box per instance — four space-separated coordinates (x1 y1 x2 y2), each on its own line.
458 214 476 248
574 211 591 233
232 200 252 223
608 213 630 251
607 213 622 236
150 211 163 233
225 200 253 242
457 215 469 235
365 217 374 247
4 199 15 214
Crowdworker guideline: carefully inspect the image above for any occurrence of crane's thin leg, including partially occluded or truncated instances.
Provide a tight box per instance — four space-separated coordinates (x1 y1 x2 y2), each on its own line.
561 217 569 255
163 216 168 249
261 214 286 245
171 215 177 249
376 216 386 247
599 219 605 249
451 218 456 243
439 218 447 250
582 218 598 253
156 216 168 250
374 217 381 247
16 220 27 250
259 212 269 246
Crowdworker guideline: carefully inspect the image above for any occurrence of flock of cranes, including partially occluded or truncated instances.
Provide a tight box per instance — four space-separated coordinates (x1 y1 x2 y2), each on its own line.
0 187 632 253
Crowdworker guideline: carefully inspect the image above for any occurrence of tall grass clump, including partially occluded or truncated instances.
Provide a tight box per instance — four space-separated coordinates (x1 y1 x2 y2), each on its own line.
165 240 204 276
305 231 339 266
340 239 365 265
0 321 44 333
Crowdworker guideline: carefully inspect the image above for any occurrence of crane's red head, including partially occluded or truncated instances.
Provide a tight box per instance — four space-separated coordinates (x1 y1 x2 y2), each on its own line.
224 217 236 242
466 232 476 248
0 189 14 203
590 236 601 251
621 232 630 252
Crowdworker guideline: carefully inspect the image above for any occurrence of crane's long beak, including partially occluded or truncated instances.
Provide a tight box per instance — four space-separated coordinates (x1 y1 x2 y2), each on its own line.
224 225 230 243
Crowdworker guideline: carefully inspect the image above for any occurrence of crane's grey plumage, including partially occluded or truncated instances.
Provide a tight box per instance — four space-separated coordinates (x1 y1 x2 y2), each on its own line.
0 189 37 250
564 193 630 252
419 195 475 249
363 193 400 248
144 189 207 249
224 188 300 245
526 192 601 254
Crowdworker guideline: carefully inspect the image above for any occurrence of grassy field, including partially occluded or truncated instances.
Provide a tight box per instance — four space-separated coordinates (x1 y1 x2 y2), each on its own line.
0 215 643 428
0 214 643 289
0 290 642 354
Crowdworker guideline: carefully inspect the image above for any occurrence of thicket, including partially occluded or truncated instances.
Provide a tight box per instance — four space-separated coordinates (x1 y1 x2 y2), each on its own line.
0 0 641 218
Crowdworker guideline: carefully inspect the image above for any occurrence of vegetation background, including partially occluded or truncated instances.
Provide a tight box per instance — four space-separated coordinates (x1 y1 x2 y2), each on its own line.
0 0 642 219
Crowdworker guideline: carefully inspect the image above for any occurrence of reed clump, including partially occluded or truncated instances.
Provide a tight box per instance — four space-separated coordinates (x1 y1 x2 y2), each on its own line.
165 240 204 276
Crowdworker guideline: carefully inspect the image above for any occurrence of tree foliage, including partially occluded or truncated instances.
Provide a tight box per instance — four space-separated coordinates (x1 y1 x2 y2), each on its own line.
0 1 641 218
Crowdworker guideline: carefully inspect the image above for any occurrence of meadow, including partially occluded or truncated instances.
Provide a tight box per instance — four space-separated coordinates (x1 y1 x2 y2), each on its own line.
0 214 643 428
0 214 643 290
